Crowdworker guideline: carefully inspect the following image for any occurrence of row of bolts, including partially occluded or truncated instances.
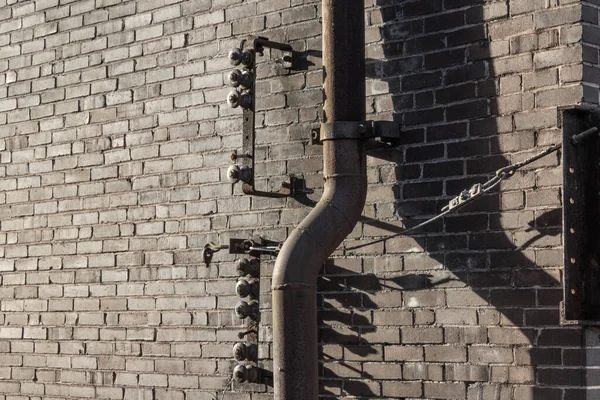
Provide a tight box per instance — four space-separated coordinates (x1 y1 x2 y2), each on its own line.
227 48 254 109
232 257 260 383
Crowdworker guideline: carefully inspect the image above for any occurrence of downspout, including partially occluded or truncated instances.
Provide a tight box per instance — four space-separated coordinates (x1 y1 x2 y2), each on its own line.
272 1 366 399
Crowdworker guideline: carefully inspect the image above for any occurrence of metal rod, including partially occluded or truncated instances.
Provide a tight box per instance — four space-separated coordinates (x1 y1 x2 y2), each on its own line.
255 38 293 52
571 127 599 144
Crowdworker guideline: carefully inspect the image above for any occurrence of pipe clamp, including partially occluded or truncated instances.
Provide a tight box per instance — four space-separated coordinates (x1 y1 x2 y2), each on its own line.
313 121 401 143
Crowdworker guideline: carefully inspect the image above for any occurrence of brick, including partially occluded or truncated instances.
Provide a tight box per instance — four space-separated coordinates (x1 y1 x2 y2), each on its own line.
424 382 466 399
0 2 590 397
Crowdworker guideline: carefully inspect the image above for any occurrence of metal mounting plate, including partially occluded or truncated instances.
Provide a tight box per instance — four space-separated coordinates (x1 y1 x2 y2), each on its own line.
238 37 295 198
561 109 600 324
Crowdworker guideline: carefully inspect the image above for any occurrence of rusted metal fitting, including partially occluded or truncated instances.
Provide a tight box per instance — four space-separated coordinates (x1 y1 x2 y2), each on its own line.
202 242 228 267
235 300 259 320
229 48 243 66
229 47 253 67
236 278 258 299
237 328 256 339
233 342 258 362
237 258 259 277
227 165 252 184
233 364 259 383
228 69 253 89
227 90 252 109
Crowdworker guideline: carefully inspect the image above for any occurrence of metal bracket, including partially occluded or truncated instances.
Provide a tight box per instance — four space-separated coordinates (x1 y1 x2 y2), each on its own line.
311 121 401 145
202 242 228 267
562 108 600 324
228 37 297 198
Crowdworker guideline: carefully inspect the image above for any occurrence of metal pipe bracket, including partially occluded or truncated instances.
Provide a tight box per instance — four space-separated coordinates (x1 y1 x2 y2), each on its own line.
311 121 401 145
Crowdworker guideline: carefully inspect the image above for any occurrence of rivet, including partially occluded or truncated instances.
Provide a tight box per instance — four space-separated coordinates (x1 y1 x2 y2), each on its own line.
570 228 575 234
571 289 577 295
570 257 576 264
570 198 575 204
569 168 575 174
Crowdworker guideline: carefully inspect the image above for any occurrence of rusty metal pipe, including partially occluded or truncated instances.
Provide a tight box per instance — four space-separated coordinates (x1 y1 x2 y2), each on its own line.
272 1 366 399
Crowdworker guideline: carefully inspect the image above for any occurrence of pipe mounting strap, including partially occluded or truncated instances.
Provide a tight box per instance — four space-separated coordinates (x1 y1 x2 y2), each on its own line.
318 121 401 141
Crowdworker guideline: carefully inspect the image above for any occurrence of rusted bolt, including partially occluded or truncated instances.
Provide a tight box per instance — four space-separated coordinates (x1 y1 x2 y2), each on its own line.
228 48 242 66
233 343 258 361
236 278 257 299
240 71 253 89
233 364 259 383
226 165 251 184
237 258 259 277
227 90 240 108
239 91 252 109
240 50 254 67
235 300 259 320
228 69 243 87
237 329 256 339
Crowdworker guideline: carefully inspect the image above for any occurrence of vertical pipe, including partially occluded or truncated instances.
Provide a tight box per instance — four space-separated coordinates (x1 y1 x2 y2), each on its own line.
323 0 366 122
272 1 366 399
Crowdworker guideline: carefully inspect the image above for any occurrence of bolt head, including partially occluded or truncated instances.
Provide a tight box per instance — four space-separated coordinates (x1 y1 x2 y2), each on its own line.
237 258 259 277
228 69 242 87
240 70 253 89
236 279 251 298
240 50 254 67
228 48 242 66
246 365 259 383
233 343 248 361
233 364 247 383
239 91 252 110
227 165 241 184
235 301 249 319
227 90 240 108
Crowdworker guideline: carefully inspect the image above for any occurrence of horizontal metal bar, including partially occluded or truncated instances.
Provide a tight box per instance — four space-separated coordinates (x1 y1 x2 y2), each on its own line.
571 127 599 144
255 38 293 52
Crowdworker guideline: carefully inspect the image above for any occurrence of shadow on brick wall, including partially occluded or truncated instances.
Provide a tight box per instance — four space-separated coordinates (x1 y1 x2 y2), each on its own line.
316 0 590 398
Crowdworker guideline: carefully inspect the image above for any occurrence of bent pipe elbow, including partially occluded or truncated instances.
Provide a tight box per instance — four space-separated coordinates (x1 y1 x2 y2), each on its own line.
272 163 366 400
273 175 366 287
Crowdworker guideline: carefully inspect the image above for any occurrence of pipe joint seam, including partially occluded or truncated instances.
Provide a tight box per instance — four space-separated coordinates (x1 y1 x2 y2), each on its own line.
323 173 367 179
272 283 317 291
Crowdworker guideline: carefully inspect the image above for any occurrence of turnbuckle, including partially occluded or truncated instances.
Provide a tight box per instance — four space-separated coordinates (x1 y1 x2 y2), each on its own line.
442 183 483 212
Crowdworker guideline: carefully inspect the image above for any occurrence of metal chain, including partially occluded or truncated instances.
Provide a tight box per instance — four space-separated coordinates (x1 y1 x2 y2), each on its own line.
346 143 562 251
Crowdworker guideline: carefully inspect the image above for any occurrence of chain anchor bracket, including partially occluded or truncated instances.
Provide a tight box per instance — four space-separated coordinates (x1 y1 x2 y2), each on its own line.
227 37 298 198
202 242 229 267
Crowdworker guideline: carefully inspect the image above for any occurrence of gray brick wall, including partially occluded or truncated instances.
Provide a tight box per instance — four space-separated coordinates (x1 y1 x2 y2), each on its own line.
0 0 596 399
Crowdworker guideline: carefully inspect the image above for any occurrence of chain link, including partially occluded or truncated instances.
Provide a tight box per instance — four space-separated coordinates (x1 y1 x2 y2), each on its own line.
346 143 562 251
